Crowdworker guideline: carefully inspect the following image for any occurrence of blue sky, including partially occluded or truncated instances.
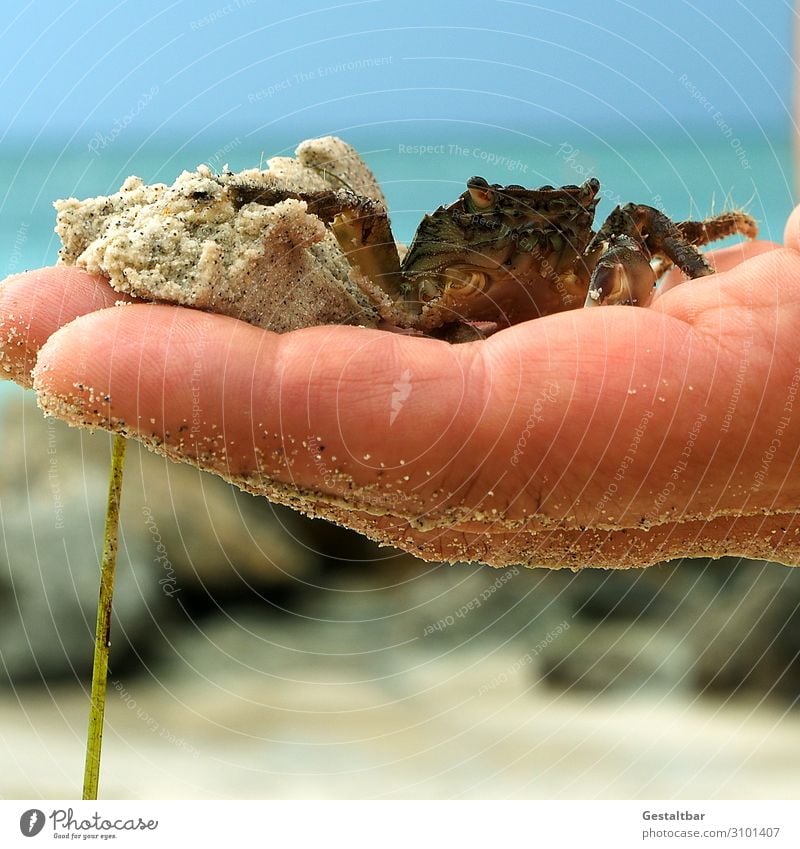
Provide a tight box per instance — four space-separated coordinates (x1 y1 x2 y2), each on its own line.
0 0 795 270
1 0 793 145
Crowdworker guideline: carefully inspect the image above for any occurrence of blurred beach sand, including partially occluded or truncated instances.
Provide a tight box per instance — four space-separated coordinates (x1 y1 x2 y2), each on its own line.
3 620 799 800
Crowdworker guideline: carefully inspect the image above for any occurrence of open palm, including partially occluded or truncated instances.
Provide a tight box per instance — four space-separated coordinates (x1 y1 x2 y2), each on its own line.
2 209 800 569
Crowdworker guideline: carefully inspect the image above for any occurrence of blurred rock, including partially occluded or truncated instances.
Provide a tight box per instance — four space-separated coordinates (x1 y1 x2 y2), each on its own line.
0 388 319 683
539 621 695 695
301 558 573 651
544 559 800 701
689 558 800 699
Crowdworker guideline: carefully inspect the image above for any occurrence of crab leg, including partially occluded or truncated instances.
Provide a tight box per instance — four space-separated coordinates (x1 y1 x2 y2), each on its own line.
676 211 758 248
584 203 757 307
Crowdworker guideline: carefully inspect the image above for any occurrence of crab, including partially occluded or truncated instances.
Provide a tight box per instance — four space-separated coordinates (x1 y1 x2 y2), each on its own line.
223 174 757 340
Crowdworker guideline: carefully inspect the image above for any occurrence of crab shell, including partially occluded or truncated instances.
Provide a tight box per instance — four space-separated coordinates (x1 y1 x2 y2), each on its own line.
401 176 603 327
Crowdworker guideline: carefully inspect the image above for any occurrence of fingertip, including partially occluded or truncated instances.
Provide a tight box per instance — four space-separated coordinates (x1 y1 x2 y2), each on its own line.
31 303 273 469
0 266 127 386
32 306 122 430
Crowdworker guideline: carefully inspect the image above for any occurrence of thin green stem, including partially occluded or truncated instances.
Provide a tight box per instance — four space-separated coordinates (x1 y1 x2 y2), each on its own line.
82 433 127 800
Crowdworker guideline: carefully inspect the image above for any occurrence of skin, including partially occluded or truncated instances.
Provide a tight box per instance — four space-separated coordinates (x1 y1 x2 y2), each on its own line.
3 208 800 570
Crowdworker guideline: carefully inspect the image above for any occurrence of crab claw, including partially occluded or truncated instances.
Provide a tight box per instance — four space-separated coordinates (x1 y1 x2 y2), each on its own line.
585 237 657 308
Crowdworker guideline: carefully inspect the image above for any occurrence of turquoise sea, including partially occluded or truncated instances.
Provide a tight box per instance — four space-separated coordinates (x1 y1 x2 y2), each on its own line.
0 127 793 289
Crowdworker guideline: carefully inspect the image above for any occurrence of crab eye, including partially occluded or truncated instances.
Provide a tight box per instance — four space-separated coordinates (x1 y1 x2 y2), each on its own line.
466 176 494 209
582 178 600 198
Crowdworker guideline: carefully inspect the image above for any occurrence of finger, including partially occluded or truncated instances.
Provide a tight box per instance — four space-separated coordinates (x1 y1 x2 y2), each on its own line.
32 304 490 519
0 267 131 386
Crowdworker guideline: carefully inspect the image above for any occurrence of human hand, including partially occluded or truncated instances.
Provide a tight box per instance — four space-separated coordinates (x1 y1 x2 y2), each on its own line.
2 210 799 570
